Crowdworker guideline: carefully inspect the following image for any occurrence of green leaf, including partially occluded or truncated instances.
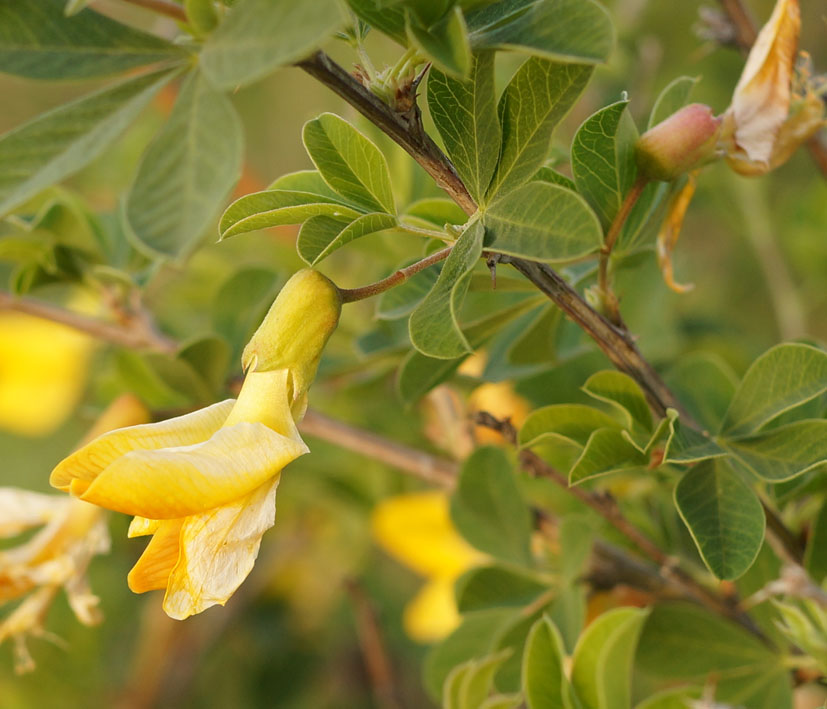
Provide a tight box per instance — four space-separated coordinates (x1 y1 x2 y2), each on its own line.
481 694 524 709
0 67 178 217
487 58 593 198
444 662 475 709
0 0 187 79
467 0 613 65
408 5 471 77
124 71 243 259
570 607 648 709
520 404 621 449
403 197 468 227
648 76 699 129
424 609 514 700
346 0 407 44
724 419 827 482
804 500 827 583
455 565 550 613
582 370 653 430
429 51 500 203
484 182 602 261
451 446 533 565
297 212 397 265
569 428 648 484
200 0 343 89
663 413 727 464
571 101 638 232
721 343 827 437
634 687 702 709
177 335 230 395
303 113 395 214
674 459 765 580
376 261 440 319
636 603 791 709
664 352 738 432
523 616 577 709
220 190 361 239
409 220 484 358
457 650 513 709
533 166 576 191
185 0 219 34
505 304 560 366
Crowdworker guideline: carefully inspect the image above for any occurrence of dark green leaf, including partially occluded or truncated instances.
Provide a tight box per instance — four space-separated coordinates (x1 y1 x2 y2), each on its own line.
664 352 738 432
582 370 652 430
456 565 550 613
125 71 243 258
569 428 648 484
805 500 827 583
520 404 621 448
408 5 471 77
404 197 468 227
533 166 576 191
674 459 765 580
376 261 440 319
663 413 727 463
297 212 397 264
346 0 407 44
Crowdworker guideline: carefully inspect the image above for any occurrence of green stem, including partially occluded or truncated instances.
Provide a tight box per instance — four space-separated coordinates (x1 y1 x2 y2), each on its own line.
396 222 452 241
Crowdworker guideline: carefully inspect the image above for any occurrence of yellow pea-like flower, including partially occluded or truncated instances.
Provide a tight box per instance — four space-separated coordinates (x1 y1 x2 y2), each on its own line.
50 270 341 620
372 491 484 643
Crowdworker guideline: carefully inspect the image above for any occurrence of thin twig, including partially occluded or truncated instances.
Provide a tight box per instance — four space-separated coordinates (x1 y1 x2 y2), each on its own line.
474 410 768 640
0 291 177 354
716 0 827 178
339 246 452 303
118 0 187 22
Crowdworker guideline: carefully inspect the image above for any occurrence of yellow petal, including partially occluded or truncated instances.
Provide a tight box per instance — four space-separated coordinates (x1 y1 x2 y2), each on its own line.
403 577 460 643
729 0 800 165
656 173 697 294
222 369 302 441
468 381 531 445
162 477 280 619
50 399 235 491
372 491 483 578
79 422 307 519
0 488 69 537
128 519 185 593
128 516 161 538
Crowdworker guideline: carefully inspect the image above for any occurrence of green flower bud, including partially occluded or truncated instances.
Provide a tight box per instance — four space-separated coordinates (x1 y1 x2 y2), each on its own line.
635 104 722 181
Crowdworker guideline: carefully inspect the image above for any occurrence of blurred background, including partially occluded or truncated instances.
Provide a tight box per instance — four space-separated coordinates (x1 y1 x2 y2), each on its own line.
1 0 825 706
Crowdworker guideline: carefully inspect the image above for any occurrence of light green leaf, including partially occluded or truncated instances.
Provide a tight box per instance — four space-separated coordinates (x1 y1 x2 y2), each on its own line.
376 261 440 319
185 0 219 34
570 607 648 709
177 335 230 395
303 113 395 214
408 5 471 77
444 662 475 709
484 182 603 261
268 169 343 198
582 370 653 430
487 58 593 198
409 220 484 358
346 0 407 44
505 304 560 366
664 352 738 432
451 446 533 566
297 211 397 264
64 0 91 16
0 0 187 79
520 404 621 448
675 459 765 580
456 565 550 613
403 197 468 227
648 76 699 129
571 101 638 232
467 0 613 65
721 343 827 437
481 694 524 709
124 71 243 258
634 687 702 709
0 67 178 217
200 0 343 89
533 166 576 191
220 190 360 239
569 428 648 484
663 414 727 463
429 51 500 203
458 650 513 709
523 616 577 709
724 419 827 482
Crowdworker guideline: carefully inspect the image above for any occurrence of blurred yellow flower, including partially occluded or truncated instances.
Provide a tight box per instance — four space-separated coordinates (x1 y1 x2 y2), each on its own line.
468 381 530 445
722 0 825 175
50 270 341 620
0 394 150 674
372 491 483 642
0 310 95 436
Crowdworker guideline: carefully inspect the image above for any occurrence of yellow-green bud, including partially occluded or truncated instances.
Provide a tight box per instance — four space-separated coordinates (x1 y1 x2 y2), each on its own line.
636 104 722 181
242 269 342 399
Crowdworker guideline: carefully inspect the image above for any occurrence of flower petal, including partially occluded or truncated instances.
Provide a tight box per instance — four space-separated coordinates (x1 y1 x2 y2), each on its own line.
128 516 161 538
127 519 185 593
50 400 235 491
80 423 307 519
403 577 460 643
0 488 69 538
162 477 280 619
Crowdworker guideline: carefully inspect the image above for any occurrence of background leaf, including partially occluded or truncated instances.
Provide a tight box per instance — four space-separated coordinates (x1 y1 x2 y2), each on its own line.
407 5 471 78
647 76 699 129
523 616 577 709
124 71 243 259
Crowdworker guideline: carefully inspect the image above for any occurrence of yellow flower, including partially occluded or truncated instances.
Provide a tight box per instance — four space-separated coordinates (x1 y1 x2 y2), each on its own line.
468 381 531 445
722 0 825 175
50 270 341 620
0 308 95 437
0 394 150 673
372 491 483 642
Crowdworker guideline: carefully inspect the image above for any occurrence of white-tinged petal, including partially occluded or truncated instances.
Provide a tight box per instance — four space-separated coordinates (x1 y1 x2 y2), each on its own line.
128 516 161 538
162 477 280 620
80 423 307 519
0 489 69 537
50 399 235 491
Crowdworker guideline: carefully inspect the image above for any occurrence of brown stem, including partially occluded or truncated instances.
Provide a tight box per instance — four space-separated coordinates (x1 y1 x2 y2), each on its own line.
339 246 452 303
716 0 827 179
598 176 648 325
0 291 177 354
475 411 767 640
118 0 188 22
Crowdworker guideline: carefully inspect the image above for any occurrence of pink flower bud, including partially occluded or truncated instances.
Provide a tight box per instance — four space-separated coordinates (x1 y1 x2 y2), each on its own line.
635 104 722 181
